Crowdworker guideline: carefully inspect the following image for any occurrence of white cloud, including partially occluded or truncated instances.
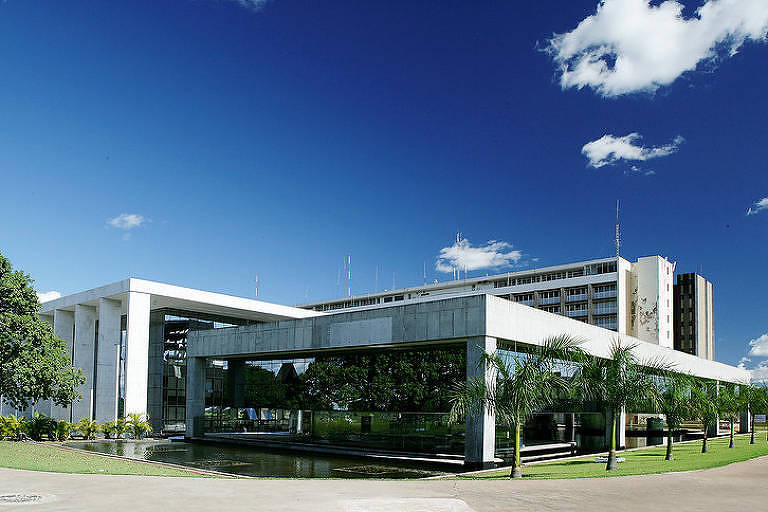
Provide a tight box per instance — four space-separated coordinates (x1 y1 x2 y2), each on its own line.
546 0 768 97
108 213 146 230
749 360 768 383
582 133 683 168
748 333 768 356
435 238 522 273
747 197 768 215
230 0 270 11
37 291 62 303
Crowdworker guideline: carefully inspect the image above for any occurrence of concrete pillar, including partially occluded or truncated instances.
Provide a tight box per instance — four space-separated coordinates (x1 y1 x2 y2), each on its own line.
185 356 207 438
94 298 121 423
147 312 165 432
72 304 97 422
124 292 151 417
605 409 627 449
51 309 75 421
227 359 247 409
464 336 497 469
740 409 751 434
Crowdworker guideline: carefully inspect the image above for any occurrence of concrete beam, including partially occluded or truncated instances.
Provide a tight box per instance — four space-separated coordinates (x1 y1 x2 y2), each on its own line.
124 292 151 417
464 336 497 468
94 298 121 423
73 304 97 421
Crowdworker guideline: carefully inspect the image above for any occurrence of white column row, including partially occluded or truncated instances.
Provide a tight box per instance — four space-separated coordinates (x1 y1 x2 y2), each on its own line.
47 292 151 423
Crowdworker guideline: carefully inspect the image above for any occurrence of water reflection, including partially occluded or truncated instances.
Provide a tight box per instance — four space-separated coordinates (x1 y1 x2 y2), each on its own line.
66 440 448 479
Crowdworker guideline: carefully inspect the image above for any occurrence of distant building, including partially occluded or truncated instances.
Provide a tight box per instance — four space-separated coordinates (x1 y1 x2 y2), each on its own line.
674 272 715 360
300 255 677 348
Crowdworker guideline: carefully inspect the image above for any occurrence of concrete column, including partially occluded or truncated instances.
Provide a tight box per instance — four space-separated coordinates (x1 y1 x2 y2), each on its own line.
94 298 121 423
465 336 497 469
605 409 627 449
124 292 151 417
51 309 75 421
72 304 97 422
227 359 247 409
740 409 751 434
147 312 165 432
185 357 207 438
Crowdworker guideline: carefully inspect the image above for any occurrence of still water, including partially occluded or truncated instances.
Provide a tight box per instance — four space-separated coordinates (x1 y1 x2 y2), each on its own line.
66 440 449 479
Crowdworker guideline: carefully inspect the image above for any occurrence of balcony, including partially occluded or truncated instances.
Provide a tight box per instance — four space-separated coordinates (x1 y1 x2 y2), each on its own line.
593 290 617 299
516 300 534 307
539 296 561 305
566 309 588 318
593 305 618 315
566 294 588 303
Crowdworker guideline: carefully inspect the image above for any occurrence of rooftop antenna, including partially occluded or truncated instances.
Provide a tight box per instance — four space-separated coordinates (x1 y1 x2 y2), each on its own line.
455 231 463 281
255 274 259 298
375 264 379 293
347 254 352 297
423 261 427 285
615 200 621 258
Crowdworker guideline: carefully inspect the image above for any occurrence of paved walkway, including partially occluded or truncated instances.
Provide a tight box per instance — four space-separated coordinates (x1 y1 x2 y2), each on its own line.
2 457 768 511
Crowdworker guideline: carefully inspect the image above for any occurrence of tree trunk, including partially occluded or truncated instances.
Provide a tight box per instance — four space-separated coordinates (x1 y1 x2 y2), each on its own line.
701 430 709 453
750 413 755 444
606 412 618 471
510 423 522 479
665 432 673 461
729 420 735 448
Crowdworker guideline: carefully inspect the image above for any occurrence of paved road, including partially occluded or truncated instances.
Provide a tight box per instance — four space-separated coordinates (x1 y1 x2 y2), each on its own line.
2 457 767 511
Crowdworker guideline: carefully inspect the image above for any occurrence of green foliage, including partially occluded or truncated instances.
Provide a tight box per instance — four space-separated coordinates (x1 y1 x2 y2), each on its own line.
572 339 669 470
126 413 152 439
450 334 583 477
0 415 27 440
0 250 85 409
54 420 74 441
26 412 56 441
77 418 101 440
653 373 693 460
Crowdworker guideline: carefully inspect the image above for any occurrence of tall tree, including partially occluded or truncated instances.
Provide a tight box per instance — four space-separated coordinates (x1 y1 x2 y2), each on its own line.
573 340 667 471
690 380 718 453
654 373 692 461
450 334 583 479
717 385 740 449
0 250 83 410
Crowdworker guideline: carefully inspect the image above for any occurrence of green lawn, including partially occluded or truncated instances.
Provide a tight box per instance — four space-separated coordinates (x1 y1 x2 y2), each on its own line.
462 433 768 480
0 441 211 477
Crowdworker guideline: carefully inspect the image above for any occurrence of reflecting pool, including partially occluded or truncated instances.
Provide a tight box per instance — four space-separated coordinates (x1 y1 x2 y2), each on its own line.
66 440 450 479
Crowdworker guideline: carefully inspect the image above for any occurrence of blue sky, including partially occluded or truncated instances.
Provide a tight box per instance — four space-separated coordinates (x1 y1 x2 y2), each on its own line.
1 0 767 370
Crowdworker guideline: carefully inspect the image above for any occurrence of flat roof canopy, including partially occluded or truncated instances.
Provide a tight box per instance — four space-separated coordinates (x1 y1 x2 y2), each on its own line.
40 278 322 323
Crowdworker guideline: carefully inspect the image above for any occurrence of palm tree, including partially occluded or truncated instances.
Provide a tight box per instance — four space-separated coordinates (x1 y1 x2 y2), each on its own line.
654 372 692 461
572 339 668 471
737 383 763 445
717 385 739 449
450 334 583 478
690 380 718 453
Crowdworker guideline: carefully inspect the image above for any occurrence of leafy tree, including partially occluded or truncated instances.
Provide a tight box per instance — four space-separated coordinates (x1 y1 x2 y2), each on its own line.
0 251 84 409
572 340 667 471
450 335 583 478
717 385 740 449
654 373 692 461
690 381 718 453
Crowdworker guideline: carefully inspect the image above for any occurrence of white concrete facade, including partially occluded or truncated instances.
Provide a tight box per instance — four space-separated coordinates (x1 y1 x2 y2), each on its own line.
36 278 319 424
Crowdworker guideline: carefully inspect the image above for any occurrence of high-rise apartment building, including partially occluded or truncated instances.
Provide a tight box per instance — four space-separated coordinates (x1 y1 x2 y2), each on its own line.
674 272 715 360
300 255 677 348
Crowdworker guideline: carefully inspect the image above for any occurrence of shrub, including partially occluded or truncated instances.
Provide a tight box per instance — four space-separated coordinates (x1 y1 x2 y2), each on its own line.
0 415 27 440
102 421 118 439
77 418 101 440
126 413 153 439
54 421 75 441
26 412 56 441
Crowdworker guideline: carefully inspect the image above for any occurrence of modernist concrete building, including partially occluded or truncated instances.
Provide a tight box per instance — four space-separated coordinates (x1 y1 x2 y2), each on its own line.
5 254 748 467
674 273 715 360
300 255 676 347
